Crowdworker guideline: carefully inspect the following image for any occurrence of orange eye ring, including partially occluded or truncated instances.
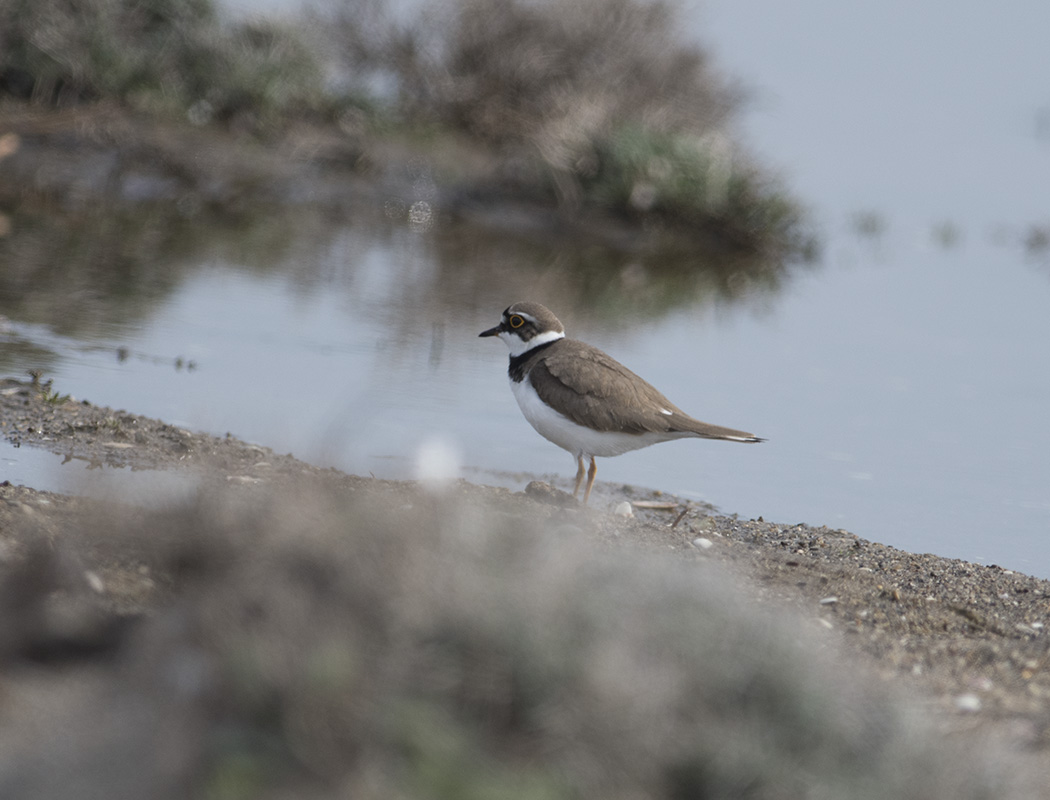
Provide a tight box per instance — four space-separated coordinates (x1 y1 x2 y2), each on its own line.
509 315 525 329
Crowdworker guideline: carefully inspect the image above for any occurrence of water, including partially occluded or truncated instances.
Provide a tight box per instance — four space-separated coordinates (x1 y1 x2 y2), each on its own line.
694 0 1050 574
3 2 1050 576
0 437 201 505
699 0 1050 227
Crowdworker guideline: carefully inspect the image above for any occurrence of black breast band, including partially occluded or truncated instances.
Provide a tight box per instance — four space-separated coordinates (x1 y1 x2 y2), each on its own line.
508 340 557 383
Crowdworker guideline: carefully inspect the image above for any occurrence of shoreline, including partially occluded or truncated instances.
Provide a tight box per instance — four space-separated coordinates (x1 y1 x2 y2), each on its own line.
4 375 1050 750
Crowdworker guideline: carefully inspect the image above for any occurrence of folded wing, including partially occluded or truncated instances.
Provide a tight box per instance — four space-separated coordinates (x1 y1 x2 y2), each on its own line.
531 342 762 441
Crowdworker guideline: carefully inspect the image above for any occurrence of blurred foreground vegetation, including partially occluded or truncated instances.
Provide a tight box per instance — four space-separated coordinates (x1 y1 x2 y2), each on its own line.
0 0 811 257
0 477 1015 798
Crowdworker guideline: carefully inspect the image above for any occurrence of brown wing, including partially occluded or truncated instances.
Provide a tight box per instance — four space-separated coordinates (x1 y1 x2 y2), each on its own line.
530 340 761 440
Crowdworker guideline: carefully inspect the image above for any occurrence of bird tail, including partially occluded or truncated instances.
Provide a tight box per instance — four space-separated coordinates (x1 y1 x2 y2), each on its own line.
682 420 765 443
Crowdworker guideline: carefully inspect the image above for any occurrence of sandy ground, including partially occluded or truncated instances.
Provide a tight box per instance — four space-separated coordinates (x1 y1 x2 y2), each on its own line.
3 375 1050 793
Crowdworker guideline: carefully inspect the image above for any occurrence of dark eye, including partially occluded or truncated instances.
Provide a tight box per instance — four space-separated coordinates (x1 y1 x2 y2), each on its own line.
509 315 525 329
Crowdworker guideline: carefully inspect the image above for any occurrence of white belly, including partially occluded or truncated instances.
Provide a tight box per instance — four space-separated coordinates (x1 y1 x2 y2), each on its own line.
510 377 683 459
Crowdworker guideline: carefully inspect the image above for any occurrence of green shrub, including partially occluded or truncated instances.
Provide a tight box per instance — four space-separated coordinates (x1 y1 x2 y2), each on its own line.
0 0 325 125
322 0 735 146
582 126 805 247
321 0 807 252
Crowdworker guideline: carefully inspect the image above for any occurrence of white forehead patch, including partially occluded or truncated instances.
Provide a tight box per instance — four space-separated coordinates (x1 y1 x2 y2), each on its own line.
506 310 538 326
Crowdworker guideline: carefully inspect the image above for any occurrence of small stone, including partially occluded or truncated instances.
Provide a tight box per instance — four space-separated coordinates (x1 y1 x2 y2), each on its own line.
524 481 576 507
691 537 714 550
613 501 633 517
84 570 105 594
954 693 981 713
819 596 838 605
413 435 462 492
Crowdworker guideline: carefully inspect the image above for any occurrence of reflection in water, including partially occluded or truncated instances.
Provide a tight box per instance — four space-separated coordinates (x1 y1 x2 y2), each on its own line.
427 215 803 323
0 328 59 375
0 198 357 337
0 437 200 507
0 185 809 371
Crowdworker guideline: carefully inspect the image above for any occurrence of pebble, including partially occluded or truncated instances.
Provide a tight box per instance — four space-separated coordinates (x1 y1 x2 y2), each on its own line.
691 537 713 550
954 693 982 713
613 501 633 518
819 596 838 605
413 436 462 492
84 570 105 594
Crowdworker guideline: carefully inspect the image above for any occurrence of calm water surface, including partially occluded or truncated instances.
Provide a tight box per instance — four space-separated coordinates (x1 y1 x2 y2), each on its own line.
3 1 1050 576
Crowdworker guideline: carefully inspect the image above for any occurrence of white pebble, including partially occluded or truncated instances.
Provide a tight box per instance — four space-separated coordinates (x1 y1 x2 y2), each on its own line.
819 596 838 605
613 501 634 517
84 570 105 594
413 435 462 492
692 537 714 550
955 693 982 712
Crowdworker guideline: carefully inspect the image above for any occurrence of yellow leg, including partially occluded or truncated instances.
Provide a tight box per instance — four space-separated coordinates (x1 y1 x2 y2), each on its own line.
572 456 587 497
583 456 597 504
